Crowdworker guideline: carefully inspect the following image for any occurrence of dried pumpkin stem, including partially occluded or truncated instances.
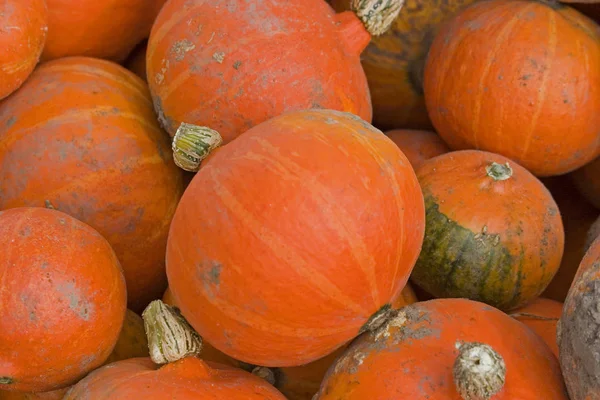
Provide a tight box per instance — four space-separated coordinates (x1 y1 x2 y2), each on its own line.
252 366 276 386
453 341 506 400
359 304 394 333
172 122 223 172
485 162 512 181
350 0 404 36
44 200 56 210
142 300 203 364
0 377 14 385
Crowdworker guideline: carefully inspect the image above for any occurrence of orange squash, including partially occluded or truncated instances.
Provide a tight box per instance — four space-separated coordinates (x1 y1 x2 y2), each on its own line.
42 0 166 62
167 109 425 367
412 150 564 310
423 0 600 177
559 235 600 400
329 0 478 130
315 298 568 399
511 298 562 357
385 129 449 169
0 0 47 100
146 0 406 144
0 207 127 393
0 57 185 313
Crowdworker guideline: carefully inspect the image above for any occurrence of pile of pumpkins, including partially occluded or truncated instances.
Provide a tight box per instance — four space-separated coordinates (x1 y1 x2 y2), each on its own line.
1 0 599 399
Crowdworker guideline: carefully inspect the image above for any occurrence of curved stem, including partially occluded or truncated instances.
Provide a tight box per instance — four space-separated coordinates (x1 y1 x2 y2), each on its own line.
453 341 506 400
172 123 223 172
350 0 404 36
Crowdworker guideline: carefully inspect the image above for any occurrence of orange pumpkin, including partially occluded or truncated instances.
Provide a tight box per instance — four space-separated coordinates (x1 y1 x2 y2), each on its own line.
0 388 68 400
167 109 425 367
124 40 147 81
146 0 405 144
423 0 600 177
316 298 568 399
411 150 564 310
329 0 478 130
571 156 600 209
559 235 600 400
42 0 166 62
511 298 562 357
0 57 185 313
385 129 449 169
0 0 47 100
0 207 127 393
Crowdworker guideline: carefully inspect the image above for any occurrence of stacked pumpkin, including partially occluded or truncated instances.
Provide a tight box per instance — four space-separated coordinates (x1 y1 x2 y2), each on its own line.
1 0 600 399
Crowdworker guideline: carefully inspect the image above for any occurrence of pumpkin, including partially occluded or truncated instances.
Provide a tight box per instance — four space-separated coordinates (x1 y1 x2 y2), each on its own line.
315 298 568 399
42 0 166 62
423 0 600 177
411 150 564 311
0 388 67 400
0 0 47 100
571 156 600 209
164 283 418 400
0 207 127 393
511 298 562 357
146 0 405 145
0 56 185 313
541 176 598 301
385 129 449 169
329 0 478 130
124 40 147 81
167 109 425 366
558 235 600 400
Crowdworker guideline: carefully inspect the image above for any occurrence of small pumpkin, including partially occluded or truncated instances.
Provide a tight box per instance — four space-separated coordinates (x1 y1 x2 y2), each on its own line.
0 56 185 313
0 207 127 393
329 0 478 130
124 40 148 81
63 301 286 400
167 109 425 367
147 0 405 144
571 156 600 209
0 0 47 100
511 298 562 357
315 298 568 399
423 0 600 177
411 150 564 310
385 129 449 169
42 0 166 62
558 234 600 400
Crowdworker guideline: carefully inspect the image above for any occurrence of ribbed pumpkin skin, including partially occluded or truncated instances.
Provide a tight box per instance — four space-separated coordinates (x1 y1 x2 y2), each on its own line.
147 0 372 144
385 129 449 169
63 357 286 400
512 298 562 357
0 0 47 100
42 0 166 62
0 57 185 313
0 207 127 393
315 298 568 399
411 150 564 311
424 0 600 177
559 236 600 400
167 109 425 367
329 0 477 130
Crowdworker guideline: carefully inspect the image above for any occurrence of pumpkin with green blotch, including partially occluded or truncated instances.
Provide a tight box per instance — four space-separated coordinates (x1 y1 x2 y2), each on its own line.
411 150 564 311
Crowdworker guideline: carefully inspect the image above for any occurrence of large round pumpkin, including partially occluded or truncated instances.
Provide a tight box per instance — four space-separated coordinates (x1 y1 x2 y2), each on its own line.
315 298 568 399
167 109 425 366
42 0 166 62
0 0 47 100
0 207 127 393
559 234 600 400
147 0 404 144
385 129 449 169
512 298 562 357
411 150 564 310
423 0 600 177
0 56 185 312
329 0 478 130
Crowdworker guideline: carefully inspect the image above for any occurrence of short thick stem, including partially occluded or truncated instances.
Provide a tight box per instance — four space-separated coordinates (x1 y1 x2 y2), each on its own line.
252 366 276 386
0 377 13 385
172 123 223 172
486 162 512 181
350 0 404 36
142 300 203 364
453 341 506 400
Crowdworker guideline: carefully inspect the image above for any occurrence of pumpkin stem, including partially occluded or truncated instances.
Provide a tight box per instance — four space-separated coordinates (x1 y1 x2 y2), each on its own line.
485 162 512 181
509 312 559 321
359 304 394 333
142 300 203 364
172 122 223 172
0 377 14 385
252 366 277 386
350 0 404 36
453 341 506 400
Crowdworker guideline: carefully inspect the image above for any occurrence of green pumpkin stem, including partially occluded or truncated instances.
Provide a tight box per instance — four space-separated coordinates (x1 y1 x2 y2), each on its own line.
142 300 203 364
485 162 513 181
172 123 223 172
350 0 404 36
453 341 506 400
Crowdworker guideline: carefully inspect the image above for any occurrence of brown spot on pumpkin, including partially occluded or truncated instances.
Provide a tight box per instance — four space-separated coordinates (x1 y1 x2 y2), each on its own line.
233 60 242 69
55 282 94 321
6 116 16 127
19 226 31 237
520 74 532 80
